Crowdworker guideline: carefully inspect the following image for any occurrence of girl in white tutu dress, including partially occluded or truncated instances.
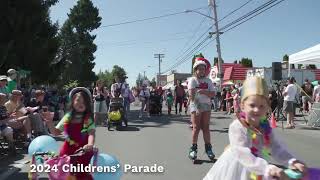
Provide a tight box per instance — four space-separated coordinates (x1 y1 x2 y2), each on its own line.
203 77 307 180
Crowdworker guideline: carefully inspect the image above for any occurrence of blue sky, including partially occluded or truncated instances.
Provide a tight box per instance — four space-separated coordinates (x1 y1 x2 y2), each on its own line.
50 0 320 86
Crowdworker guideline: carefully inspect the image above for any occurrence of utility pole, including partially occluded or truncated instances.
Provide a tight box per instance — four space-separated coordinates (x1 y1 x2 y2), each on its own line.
143 71 146 79
209 0 223 83
154 54 165 86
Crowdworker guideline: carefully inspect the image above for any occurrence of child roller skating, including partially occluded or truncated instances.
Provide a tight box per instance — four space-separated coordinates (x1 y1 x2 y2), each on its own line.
188 58 216 162
203 77 307 180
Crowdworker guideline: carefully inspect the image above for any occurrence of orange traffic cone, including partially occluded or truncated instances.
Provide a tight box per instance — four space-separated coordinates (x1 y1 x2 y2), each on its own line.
270 113 277 128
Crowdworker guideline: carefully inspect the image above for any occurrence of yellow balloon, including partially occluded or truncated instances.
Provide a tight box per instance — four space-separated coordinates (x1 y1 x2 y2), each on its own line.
109 111 121 121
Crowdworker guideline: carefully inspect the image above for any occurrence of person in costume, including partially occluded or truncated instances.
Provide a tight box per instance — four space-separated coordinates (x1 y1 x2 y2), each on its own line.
44 87 96 180
203 76 307 180
188 60 216 161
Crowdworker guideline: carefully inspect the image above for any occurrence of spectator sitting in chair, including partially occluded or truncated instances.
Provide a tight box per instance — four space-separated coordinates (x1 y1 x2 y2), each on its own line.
0 93 16 155
0 76 9 100
5 90 33 146
27 90 49 136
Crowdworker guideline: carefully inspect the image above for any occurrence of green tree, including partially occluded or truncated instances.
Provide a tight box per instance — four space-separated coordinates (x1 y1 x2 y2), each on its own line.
213 57 224 66
308 64 317 69
136 73 144 87
240 57 253 67
111 65 127 82
59 0 101 86
0 0 60 84
150 77 156 87
283 54 289 62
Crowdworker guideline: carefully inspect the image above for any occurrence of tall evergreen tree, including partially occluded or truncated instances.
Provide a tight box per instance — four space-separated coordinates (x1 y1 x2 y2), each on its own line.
58 0 101 86
0 0 60 83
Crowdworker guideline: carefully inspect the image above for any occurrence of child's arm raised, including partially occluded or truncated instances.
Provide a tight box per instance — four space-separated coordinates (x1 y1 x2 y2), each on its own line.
42 112 62 136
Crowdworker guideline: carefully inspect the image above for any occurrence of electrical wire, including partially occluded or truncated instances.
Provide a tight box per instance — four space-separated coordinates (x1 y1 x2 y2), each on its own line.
100 7 207 28
223 0 285 33
218 0 255 22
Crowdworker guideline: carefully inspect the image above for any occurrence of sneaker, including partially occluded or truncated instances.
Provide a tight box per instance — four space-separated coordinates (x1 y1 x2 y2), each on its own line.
188 144 197 160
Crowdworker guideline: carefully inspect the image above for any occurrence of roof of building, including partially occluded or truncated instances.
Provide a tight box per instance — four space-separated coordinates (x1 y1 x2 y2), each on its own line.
222 63 250 81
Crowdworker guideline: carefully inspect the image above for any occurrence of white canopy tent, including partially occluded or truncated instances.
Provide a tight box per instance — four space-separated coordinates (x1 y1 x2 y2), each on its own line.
289 43 320 76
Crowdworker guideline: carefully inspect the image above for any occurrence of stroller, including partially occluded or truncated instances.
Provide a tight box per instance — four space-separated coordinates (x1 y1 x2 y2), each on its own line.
149 91 162 115
107 97 127 130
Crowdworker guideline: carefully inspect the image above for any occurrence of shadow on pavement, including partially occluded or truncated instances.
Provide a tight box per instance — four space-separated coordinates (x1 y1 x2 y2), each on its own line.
210 129 228 133
214 116 232 120
127 110 190 128
117 126 140 131
299 126 320 130
193 158 217 165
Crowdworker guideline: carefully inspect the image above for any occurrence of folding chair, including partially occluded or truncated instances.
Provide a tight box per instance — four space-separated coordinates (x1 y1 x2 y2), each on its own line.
308 102 320 127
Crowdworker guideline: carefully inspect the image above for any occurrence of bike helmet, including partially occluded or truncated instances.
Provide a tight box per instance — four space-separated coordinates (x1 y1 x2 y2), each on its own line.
69 87 92 102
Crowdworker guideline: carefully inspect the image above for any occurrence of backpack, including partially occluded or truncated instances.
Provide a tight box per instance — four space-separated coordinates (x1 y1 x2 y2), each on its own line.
114 83 123 98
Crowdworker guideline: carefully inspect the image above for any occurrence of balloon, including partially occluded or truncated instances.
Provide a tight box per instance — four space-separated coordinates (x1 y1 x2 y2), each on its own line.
90 153 122 180
28 135 59 156
108 111 121 121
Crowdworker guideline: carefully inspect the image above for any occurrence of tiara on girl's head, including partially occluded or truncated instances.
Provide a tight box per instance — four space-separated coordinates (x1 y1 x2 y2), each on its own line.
241 76 268 101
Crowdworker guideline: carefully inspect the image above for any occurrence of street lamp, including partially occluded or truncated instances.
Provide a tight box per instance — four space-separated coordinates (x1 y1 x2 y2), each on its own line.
185 0 224 87
184 9 214 20
143 65 152 79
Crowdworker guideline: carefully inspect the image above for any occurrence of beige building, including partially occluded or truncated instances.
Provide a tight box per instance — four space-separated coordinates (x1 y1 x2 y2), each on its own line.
157 75 167 86
166 73 192 86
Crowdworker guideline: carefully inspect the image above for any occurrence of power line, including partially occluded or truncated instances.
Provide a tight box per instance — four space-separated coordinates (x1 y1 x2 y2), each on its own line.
162 37 215 74
223 0 285 33
177 13 208 58
220 0 279 31
161 36 211 73
218 0 255 22
100 36 194 47
162 26 212 71
162 36 210 73
161 0 286 74
161 0 255 74
100 7 207 28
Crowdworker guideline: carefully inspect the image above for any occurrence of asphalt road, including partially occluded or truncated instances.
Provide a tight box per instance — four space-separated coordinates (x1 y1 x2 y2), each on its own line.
1 104 320 180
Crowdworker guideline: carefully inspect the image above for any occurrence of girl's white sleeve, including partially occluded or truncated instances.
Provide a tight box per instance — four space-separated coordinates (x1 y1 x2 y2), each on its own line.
270 132 295 166
229 121 275 177
188 77 196 90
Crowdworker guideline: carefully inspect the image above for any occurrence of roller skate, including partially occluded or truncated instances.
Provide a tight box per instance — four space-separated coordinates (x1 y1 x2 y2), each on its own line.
188 144 197 163
205 143 215 161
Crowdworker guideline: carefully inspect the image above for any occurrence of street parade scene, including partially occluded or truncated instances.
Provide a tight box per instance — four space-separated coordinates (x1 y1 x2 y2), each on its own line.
0 0 320 180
